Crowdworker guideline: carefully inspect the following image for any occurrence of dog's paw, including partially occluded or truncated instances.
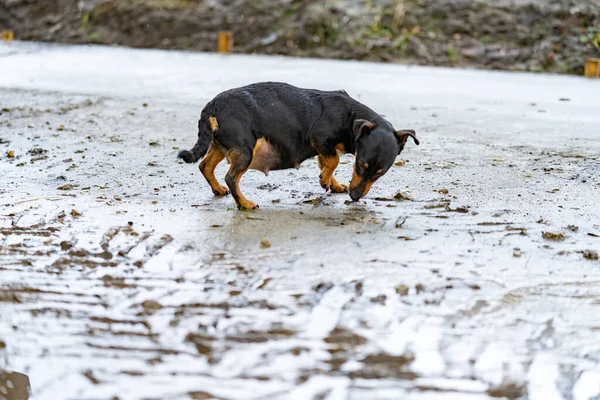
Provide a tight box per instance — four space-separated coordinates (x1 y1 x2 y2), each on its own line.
330 182 348 193
212 185 230 196
319 178 332 191
238 200 259 210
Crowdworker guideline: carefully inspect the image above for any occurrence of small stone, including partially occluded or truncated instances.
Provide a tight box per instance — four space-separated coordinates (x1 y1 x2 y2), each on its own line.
513 249 521 257
260 239 271 248
395 284 409 296
438 188 449 194
141 300 163 311
71 209 83 217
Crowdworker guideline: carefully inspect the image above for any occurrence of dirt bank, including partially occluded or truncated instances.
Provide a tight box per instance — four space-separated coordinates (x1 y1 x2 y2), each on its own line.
1 0 599 75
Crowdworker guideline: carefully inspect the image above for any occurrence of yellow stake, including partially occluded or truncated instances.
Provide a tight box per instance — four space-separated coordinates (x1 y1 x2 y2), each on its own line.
1 30 14 42
584 59 600 78
218 31 233 53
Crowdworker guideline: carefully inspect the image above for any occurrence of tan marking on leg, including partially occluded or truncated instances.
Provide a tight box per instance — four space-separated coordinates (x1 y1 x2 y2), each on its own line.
335 143 345 153
208 116 219 132
233 170 257 210
317 153 347 193
199 145 229 196
330 176 349 193
226 150 258 210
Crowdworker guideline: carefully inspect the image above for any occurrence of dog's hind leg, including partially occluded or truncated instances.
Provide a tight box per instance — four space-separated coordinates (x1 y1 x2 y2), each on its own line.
199 145 229 196
225 148 258 210
317 154 348 193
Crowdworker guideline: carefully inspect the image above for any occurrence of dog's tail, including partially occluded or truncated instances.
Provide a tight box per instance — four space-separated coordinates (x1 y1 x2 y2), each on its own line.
177 116 215 163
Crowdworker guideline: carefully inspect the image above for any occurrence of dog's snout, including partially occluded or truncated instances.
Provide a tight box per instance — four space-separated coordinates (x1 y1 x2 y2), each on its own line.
349 189 362 201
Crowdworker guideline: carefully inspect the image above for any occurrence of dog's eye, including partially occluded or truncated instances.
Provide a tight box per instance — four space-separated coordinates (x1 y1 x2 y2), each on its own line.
372 169 384 180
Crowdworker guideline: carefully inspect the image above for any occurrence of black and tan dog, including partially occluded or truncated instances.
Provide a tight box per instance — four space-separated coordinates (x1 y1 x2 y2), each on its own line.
178 82 419 210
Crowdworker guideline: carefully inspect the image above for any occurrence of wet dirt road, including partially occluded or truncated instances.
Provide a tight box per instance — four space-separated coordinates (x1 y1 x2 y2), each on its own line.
1 42 600 400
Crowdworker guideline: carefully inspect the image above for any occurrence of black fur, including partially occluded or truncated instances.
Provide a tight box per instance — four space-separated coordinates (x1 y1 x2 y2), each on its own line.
178 82 419 205
177 119 212 163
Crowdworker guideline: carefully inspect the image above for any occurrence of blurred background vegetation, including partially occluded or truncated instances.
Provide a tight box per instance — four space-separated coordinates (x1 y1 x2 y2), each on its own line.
1 0 599 74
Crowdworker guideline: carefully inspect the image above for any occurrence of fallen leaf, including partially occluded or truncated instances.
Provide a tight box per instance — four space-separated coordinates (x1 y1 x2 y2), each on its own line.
446 205 469 213
395 160 406 166
257 278 272 289
6 150 14 158
57 184 74 190
492 157 507 162
260 239 271 248
566 225 579 232
542 231 565 241
71 209 83 217
394 191 413 201
397 236 416 241
302 197 322 205
583 250 599 260
438 188 449 194
395 216 407 227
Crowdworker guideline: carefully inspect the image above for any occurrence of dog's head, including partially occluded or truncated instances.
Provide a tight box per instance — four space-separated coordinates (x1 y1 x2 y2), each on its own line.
349 119 419 201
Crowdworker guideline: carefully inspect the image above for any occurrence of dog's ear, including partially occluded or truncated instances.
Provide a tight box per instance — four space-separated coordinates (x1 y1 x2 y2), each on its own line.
353 119 375 142
395 129 420 146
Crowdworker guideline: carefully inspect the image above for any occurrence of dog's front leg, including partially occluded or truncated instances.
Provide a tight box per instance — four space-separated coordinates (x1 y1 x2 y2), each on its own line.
317 154 348 193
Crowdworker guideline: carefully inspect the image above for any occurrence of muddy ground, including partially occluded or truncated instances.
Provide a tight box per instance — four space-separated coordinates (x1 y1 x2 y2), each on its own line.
1 42 600 399
1 0 600 75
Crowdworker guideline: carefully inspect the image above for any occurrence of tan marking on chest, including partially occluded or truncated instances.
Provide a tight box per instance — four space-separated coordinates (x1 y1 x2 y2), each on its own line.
249 138 280 176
